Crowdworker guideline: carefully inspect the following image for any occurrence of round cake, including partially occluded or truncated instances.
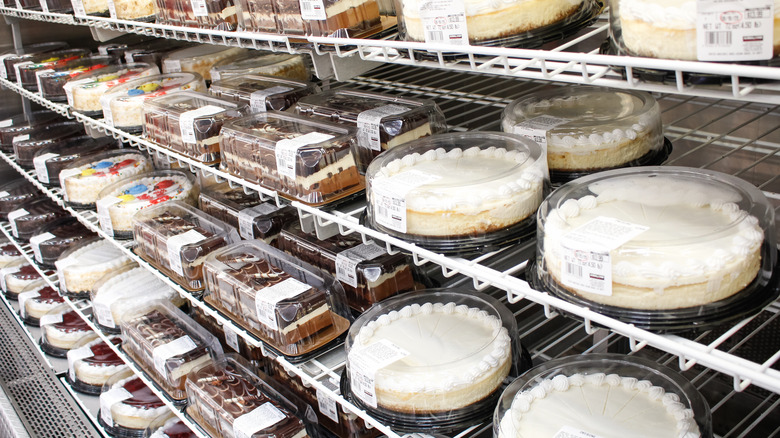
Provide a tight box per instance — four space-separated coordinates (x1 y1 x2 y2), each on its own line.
19 285 64 322
540 171 766 310
5 264 45 298
367 133 546 237
149 417 196 438
400 0 583 42
0 242 23 267
69 337 126 392
349 301 512 413
616 0 780 60
60 150 153 208
56 239 133 298
64 63 159 114
101 375 169 431
496 373 701 437
501 88 664 171
41 309 98 353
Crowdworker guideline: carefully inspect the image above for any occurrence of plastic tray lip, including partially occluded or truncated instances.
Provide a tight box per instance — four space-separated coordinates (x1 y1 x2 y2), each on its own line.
142 89 245 113
103 72 204 101
224 110 358 141
210 73 315 92
97 169 198 204
295 87 440 117
36 55 116 78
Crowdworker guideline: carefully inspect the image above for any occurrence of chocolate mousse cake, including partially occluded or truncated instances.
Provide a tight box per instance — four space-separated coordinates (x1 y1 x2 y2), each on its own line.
30 218 96 268
68 337 126 394
0 110 64 153
7 198 70 242
13 121 85 168
99 375 169 434
208 74 316 112
40 309 98 357
18 285 65 326
0 179 41 220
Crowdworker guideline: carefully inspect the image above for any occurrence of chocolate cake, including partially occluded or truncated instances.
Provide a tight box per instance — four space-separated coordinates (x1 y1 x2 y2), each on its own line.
36 55 114 102
13 121 85 168
234 0 279 32
0 179 41 219
14 48 91 91
30 218 95 268
209 74 316 112
0 110 64 153
33 136 118 186
0 42 69 82
8 198 69 242
273 0 380 37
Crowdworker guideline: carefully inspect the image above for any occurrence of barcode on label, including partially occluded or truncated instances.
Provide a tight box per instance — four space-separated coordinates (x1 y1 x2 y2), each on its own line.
427 31 443 41
566 262 583 278
706 31 732 46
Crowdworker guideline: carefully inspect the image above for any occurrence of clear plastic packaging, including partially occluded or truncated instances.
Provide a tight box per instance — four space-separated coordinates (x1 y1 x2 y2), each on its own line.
55 238 134 300
0 42 69 82
0 260 42 299
39 304 98 357
0 110 64 153
494 354 712 438
208 54 310 82
161 45 247 82
189 305 266 363
13 48 91 91
120 299 223 401
0 178 41 219
501 87 668 182
209 74 317 113
143 415 197 438
278 221 418 312
91 264 185 334
96 170 200 239
202 240 352 358
123 40 194 71
12 120 85 167
133 201 240 290
273 0 380 37
365 132 548 255
7 198 69 242
66 336 126 395
533 166 778 332
112 0 158 20
60 149 153 209
72 0 109 15
32 136 118 186
198 182 299 246
233 0 279 33
29 217 95 268
98 369 170 436
18 283 64 326
36 55 115 101
100 73 207 133
345 289 525 431
157 0 238 30
142 91 250 164
185 354 310 438
220 112 364 206
63 63 160 116
294 89 446 172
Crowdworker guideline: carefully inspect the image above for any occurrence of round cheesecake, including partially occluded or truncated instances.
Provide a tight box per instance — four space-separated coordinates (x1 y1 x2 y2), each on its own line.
350 301 512 413
56 240 133 298
42 310 98 351
0 242 23 267
5 264 45 297
69 338 127 390
103 376 169 431
20 285 64 321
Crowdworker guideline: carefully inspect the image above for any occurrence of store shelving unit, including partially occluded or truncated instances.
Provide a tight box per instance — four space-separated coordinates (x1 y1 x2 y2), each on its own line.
0 5 778 437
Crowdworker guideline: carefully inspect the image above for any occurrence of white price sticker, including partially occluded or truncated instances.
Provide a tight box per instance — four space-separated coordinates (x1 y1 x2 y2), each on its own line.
356 105 409 152
39 312 63 326
255 277 311 331
233 402 287 438
249 86 294 112
371 170 442 233
106 0 117 18
55 256 77 292
418 0 469 46
554 426 605 438
30 232 56 263
163 58 181 73
224 324 240 352
100 386 132 426
697 0 774 61
275 132 334 181
512 115 571 148
67 345 94 381
96 196 120 236
560 216 649 296
8 208 29 237
152 335 198 376
316 378 340 423
17 290 38 318
190 0 208 16
166 229 207 276
348 339 409 408
93 300 116 328
299 0 327 20
71 0 86 16
63 81 75 106
0 118 11 128
238 203 280 239
13 134 30 143
179 105 225 144
0 191 8 198
335 242 386 288
99 93 114 126
33 152 59 184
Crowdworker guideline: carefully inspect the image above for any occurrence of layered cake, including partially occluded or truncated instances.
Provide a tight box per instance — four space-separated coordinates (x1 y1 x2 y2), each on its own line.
35 55 114 102
32 136 118 186
41 309 98 356
100 375 169 432
209 74 317 113
278 221 417 312
133 202 238 290
112 0 156 20
68 337 126 394
208 54 310 82
162 46 247 81
3 264 47 299
0 110 63 153
220 112 363 206
501 88 664 172
366 133 547 237
13 48 90 91
60 149 153 208
185 356 309 438
202 241 352 357
162 0 237 30
30 218 96 268
273 0 380 37
8 198 69 241
349 300 512 413
148 417 197 438
64 63 160 115
121 301 217 400
79 0 109 15
295 89 446 172
19 285 65 325
615 0 780 60
96 170 199 238
100 73 207 132
0 179 40 219
13 121 85 168
540 170 766 310
56 239 133 299
234 0 280 33
399 0 583 42
198 183 298 245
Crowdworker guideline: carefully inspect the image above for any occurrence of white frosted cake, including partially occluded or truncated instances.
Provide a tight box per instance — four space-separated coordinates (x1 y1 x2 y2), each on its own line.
542 175 764 310
617 0 780 60
497 373 701 438
65 64 159 114
19 285 64 320
369 144 545 236
101 376 170 431
61 152 153 206
42 310 98 350
350 302 512 413
400 0 583 42
55 240 133 296
92 267 181 330
68 338 127 389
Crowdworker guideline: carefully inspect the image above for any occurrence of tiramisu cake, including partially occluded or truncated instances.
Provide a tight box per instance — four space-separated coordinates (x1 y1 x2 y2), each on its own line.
208 74 317 113
366 132 547 237
99 374 170 434
55 239 133 299
133 202 239 290
18 285 64 325
64 63 160 116
220 112 363 206
67 337 127 394
202 241 352 357
501 88 664 172
96 170 199 239
273 0 380 37
539 168 768 310
30 218 95 268
40 308 99 357
60 149 153 209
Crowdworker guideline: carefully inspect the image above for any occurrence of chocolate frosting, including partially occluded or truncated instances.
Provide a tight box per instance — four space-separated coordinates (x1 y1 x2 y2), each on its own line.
120 377 166 409
51 310 91 333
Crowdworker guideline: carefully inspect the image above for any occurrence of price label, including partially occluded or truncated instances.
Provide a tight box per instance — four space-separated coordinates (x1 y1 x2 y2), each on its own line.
71 0 86 16
335 242 386 288
30 232 56 263
107 0 117 18
93 300 116 328
249 86 293 112
152 335 197 376
255 278 311 330
166 229 207 276
233 402 287 438
0 118 12 128
39 312 63 326
224 324 240 352
512 115 571 149
348 339 409 408
299 0 327 20
13 134 30 143
33 152 59 184
356 104 409 152
553 426 605 438
275 132 334 181
371 170 442 233
190 0 208 16
99 93 114 126
697 0 774 61
418 0 468 46
67 345 94 381
316 378 340 423
0 191 7 198
96 196 120 236
237 203 280 239
179 105 225 144
100 386 132 426
163 59 181 73
8 208 29 237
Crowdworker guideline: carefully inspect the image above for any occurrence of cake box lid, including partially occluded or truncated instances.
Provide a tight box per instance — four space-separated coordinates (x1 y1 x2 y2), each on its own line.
222 111 357 150
141 90 247 121
0 110 63 144
208 74 317 111
294 88 442 125
63 63 160 106
101 72 206 107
